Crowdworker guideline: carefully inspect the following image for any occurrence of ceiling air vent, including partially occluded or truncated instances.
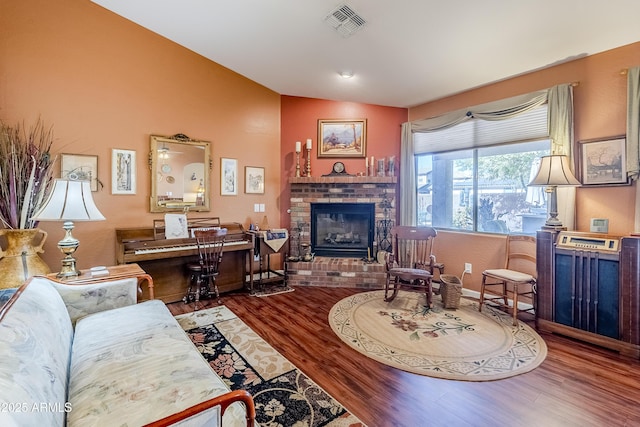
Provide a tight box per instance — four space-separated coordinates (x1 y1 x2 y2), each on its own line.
324 4 366 38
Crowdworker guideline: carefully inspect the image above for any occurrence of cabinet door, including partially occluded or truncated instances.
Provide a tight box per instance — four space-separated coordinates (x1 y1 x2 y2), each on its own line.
536 230 557 321
620 237 640 345
554 251 619 339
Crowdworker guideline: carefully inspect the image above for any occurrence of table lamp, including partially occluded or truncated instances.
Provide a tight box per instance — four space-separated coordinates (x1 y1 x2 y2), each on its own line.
31 179 105 278
528 155 580 229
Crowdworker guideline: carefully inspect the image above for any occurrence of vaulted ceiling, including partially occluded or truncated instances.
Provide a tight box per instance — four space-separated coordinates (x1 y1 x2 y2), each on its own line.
91 0 640 108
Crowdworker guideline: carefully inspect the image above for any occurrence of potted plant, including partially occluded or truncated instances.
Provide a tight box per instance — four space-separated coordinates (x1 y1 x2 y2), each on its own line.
0 119 57 288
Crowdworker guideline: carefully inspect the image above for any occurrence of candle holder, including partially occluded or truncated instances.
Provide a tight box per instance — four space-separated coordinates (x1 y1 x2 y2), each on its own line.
295 151 301 177
305 147 312 177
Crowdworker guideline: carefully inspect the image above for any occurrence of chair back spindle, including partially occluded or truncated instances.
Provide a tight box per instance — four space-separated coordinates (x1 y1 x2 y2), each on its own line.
391 227 437 270
195 228 227 276
384 226 440 307
183 228 227 308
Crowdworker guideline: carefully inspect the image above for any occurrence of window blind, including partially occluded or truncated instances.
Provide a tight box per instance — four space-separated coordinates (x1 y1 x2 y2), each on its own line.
413 104 549 155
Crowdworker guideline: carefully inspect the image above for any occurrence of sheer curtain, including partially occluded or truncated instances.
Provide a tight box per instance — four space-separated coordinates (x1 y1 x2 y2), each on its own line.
400 84 575 228
548 84 576 230
400 123 416 226
626 67 640 231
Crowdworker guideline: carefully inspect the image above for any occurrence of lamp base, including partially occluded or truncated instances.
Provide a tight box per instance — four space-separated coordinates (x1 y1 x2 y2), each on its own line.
56 220 80 278
543 215 564 229
57 255 80 278
542 224 567 231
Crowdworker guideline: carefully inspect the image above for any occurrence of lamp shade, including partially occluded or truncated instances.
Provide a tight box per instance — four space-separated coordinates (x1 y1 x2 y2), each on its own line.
31 179 105 221
528 155 581 187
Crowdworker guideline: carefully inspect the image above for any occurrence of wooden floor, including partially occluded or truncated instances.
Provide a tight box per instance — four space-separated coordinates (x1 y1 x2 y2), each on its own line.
167 286 640 427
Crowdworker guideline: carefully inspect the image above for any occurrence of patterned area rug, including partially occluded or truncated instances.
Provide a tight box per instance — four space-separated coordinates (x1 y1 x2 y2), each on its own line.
329 290 547 381
176 306 364 426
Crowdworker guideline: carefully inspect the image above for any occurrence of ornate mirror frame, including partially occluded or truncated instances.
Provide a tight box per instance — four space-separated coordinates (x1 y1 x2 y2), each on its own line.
149 134 212 213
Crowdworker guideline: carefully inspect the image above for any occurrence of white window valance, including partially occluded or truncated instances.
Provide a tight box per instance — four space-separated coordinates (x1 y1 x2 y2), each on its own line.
410 90 548 134
414 103 548 155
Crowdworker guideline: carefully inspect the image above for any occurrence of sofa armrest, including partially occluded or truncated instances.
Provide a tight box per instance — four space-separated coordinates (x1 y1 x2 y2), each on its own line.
144 389 256 427
46 277 139 326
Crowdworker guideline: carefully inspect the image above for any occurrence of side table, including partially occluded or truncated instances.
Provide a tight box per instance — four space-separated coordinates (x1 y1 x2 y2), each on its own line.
45 263 154 300
252 231 287 291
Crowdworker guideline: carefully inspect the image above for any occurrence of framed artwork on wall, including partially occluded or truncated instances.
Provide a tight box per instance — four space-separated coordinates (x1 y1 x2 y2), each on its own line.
111 149 136 195
317 119 367 158
221 158 238 195
245 166 265 194
579 136 629 186
61 153 99 191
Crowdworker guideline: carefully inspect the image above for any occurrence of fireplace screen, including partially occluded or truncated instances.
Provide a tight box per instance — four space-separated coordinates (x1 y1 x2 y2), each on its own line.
311 203 375 258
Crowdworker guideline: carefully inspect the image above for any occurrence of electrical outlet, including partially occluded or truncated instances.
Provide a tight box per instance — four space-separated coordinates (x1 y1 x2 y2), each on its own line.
464 263 472 274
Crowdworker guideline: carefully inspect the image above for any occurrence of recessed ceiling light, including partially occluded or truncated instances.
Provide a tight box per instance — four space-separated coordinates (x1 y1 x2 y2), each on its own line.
339 71 354 79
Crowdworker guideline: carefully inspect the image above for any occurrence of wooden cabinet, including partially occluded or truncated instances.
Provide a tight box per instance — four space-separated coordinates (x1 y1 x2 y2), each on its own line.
536 230 639 358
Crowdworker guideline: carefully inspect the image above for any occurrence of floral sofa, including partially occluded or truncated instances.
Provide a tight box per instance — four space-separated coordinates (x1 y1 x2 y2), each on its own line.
0 276 255 426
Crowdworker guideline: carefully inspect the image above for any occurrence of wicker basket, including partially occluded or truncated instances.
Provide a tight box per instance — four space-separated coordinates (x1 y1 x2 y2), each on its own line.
439 274 463 309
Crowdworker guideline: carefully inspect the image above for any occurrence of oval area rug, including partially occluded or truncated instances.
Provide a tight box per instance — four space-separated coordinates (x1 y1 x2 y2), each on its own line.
328 290 547 381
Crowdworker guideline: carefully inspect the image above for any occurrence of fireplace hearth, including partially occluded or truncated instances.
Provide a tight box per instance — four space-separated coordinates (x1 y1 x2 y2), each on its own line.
311 202 375 258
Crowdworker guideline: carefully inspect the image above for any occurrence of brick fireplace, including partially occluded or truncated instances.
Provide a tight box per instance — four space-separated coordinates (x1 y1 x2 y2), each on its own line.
286 176 397 288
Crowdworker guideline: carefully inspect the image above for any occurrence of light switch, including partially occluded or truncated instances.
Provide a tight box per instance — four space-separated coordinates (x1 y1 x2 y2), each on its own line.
259 204 265 212
254 203 260 212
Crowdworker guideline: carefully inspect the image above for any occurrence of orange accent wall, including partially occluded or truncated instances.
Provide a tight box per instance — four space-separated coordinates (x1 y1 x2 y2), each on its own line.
279 96 407 229
1 0 281 270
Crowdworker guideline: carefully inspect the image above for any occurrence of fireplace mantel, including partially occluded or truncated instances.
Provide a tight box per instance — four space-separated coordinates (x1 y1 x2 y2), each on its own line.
290 176 396 185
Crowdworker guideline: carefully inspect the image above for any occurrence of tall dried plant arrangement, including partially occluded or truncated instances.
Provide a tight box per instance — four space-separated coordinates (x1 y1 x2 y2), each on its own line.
0 119 56 229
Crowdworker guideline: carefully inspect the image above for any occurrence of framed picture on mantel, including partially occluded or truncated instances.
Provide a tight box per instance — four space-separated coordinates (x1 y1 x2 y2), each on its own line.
318 119 367 158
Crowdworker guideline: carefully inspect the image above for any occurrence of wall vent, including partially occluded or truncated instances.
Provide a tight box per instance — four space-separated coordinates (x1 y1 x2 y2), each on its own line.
324 4 366 38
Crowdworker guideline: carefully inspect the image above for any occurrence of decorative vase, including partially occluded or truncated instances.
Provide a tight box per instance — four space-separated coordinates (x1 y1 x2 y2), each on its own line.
0 228 52 289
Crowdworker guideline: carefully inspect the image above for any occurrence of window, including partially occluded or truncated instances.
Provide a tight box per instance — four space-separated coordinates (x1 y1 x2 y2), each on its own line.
415 105 550 234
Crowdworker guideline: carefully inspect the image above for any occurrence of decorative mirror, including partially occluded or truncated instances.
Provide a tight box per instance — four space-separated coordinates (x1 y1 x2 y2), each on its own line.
149 134 212 213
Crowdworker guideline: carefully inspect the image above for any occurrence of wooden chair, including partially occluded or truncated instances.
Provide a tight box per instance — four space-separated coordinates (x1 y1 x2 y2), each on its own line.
183 228 227 309
384 226 441 307
479 234 537 326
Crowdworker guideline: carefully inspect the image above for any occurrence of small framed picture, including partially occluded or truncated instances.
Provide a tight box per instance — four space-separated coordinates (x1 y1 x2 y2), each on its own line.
61 153 99 191
245 166 265 194
221 158 238 195
579 136 629 186
112 149 136 195
318 119 367 158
